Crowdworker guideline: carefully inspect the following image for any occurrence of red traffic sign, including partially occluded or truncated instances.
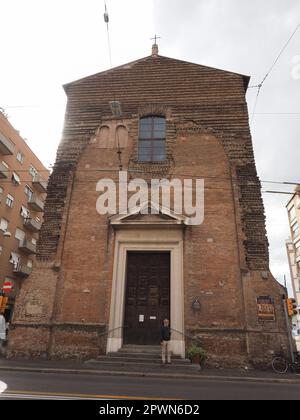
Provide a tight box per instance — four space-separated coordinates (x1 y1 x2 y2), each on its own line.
2 281 13 294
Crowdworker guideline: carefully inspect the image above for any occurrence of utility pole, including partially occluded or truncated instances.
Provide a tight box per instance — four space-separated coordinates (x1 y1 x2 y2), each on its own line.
284 274 287 289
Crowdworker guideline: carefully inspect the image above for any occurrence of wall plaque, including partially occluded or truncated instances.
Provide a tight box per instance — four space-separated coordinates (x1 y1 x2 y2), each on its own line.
257 296 276 321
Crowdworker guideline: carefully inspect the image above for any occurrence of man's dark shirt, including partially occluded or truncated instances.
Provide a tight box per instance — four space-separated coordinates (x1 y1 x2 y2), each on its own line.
161 326 171 341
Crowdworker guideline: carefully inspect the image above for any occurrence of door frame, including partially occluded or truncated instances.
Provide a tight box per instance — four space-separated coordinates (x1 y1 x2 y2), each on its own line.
123 250 171 345
106 228 185 357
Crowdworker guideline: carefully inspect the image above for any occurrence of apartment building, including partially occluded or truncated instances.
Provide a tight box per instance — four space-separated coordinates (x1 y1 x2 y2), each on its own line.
286 187 300 296
0 110 49 321
286 187 300 349
286 186 300 330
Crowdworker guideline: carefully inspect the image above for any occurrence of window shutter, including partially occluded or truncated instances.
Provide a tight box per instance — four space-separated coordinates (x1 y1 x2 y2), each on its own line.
12 172 21 185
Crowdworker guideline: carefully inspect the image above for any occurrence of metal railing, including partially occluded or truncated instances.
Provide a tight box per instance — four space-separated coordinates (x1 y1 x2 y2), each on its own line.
0 132 14 155
170 327 202 347
23 217 42 232
28 195 45 212
32 175 48 193
98 325 127 338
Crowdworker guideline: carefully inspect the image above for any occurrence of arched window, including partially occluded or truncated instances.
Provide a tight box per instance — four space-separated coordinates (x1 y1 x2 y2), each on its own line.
138 116 166 162
98 125 110 148
116 125 128 148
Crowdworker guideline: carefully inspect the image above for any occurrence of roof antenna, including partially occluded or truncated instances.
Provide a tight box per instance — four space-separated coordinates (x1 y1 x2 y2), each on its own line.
103 0 112 68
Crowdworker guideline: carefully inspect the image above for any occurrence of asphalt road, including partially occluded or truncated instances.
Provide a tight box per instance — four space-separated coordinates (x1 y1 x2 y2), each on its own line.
0 371 300 400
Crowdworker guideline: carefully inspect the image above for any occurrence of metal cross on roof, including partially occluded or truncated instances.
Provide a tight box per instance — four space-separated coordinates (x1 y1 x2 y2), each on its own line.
151 34 161 45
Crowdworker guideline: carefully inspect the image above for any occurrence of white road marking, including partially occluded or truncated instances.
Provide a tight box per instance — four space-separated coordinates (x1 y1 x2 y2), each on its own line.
1 393 103 400
0 381 7 393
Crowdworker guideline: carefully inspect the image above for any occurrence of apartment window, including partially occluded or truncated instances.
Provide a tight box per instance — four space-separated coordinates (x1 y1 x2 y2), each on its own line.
0 186 3 202
27 259 33 268
29 164 38 179
16 151 24 164
20 205 30 219
0 218 8 232
6 194 14 208
1 161 9 169
0 245 3 256
11 171 21 186
138 116 166 162
15 228 25 242
24 185 33 201
31 237 37 245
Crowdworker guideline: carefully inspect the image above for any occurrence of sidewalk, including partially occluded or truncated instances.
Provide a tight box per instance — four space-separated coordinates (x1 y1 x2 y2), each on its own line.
0 356 300 384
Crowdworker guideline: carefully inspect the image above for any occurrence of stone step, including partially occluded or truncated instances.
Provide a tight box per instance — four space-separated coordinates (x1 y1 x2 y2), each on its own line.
107 352 183 360
99 356 190 365
119 345 161 354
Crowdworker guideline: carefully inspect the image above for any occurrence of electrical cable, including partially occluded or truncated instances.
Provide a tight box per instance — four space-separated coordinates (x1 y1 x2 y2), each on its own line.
260 23 300 87
250 85 262 125
0 169 300 185
250 22 300 125
1 179 299 197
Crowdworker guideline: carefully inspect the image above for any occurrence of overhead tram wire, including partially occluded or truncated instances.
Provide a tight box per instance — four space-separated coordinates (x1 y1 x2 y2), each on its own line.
249 22 300 124
1 168 300 186
263 191 300 196
250 85 262 125
1 176 300 198
2 179 299 197
1 177 299 196
103 0 123 170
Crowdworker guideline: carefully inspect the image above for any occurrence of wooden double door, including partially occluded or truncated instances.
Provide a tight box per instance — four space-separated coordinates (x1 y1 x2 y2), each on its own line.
124 252 170 345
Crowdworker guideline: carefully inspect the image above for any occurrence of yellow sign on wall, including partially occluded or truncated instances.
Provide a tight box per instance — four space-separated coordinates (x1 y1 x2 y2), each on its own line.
0 296 8 314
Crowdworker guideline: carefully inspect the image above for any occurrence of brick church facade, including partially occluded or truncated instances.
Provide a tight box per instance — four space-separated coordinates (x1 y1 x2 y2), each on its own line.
8 45 289 366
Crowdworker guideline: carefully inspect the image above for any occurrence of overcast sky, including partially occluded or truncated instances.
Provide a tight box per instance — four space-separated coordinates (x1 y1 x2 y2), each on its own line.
1 0 299 292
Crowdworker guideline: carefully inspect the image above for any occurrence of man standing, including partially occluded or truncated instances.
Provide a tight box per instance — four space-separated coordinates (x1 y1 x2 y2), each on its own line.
0 315 6 358
0 315 5 341
161 318 171 364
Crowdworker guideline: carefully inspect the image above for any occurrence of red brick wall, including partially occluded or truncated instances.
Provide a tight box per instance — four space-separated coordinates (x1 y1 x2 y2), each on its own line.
8 55 289 365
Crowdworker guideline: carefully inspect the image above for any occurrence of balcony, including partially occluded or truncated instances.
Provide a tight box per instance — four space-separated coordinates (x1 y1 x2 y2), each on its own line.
13 263 32 278
0 162 9 179
28 195 44 212
18 238 37 255
0 132 14 155
32 175 48 193
23 217 42 233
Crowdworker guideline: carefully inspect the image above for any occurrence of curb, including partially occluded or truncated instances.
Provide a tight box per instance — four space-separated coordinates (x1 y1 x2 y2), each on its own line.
0 365 300 385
